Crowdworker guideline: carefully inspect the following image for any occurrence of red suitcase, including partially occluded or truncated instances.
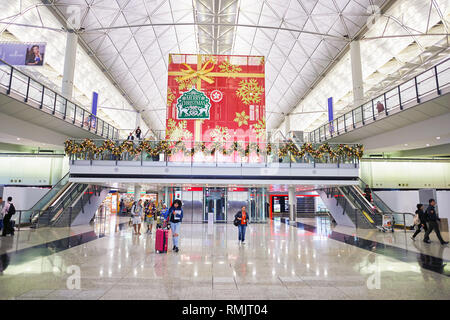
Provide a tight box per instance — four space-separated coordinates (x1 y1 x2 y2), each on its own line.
155 228 169 253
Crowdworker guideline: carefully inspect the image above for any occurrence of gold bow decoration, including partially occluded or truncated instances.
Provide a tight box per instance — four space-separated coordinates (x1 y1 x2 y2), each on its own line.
178 60 215 84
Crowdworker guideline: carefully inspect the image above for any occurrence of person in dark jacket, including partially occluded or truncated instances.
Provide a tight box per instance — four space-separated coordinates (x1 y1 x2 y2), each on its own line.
235 206 249 245
168 200 183 252
411 204 428 240
423 199 448 245
363 185 372 203
1 197 15 237
135 126 142 140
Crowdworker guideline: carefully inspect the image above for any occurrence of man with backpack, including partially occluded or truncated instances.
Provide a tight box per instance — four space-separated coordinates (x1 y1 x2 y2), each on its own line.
411 204 427 241
1 197 15 237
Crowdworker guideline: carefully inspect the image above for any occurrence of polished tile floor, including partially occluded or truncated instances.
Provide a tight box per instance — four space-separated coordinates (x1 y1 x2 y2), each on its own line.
0 214 449 300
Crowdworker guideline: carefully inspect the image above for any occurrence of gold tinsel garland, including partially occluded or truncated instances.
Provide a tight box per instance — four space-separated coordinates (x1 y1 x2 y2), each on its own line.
64 139 364 160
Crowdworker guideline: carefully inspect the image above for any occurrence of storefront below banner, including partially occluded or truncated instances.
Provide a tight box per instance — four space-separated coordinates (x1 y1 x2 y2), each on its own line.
163 186 269 223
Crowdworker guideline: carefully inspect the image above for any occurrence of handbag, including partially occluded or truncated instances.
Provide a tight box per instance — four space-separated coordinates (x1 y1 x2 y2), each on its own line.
233 218 240 226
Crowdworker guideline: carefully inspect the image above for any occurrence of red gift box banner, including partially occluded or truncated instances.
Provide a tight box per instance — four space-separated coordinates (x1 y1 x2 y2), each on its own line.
166 54 266 147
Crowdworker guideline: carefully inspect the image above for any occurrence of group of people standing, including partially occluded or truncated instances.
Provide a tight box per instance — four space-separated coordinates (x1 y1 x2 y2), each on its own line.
411 198 449 245
127 126 142 141
128 198 184 253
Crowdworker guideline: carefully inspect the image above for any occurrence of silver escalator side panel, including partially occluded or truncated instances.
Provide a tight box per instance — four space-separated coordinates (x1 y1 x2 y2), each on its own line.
316 189 356 228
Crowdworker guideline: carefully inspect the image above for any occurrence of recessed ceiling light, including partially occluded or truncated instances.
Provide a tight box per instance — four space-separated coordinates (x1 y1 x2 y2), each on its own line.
404 144 408 146
426 144 430 147
16 138 20 141
436 137 440 140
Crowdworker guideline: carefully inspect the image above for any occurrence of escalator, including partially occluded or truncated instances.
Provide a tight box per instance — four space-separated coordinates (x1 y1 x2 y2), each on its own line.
318 181 414 229
29 173 70 212
29 175 109 228
318 187 381 229
353 180 415 229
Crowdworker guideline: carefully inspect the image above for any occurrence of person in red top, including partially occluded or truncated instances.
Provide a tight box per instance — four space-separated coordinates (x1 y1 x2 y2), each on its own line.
235 206 248 245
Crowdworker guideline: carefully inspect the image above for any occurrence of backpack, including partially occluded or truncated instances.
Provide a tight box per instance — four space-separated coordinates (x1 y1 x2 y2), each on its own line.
233 212 240 226
8 203 16 216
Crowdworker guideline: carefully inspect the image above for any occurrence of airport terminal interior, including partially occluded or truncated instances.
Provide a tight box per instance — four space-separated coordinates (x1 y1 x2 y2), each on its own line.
0 0 449 301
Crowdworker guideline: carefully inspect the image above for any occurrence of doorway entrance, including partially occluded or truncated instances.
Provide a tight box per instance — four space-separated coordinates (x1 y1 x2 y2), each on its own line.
204 187 227 223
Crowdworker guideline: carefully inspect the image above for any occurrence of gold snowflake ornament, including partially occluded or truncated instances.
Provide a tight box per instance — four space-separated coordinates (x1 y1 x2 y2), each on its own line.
166 119 193 141
236 79 264 105
219 60 242 75
253 116 266 138
234 111 250 127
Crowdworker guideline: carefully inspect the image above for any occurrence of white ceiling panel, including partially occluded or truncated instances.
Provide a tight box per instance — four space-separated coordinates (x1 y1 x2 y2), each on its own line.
0 0 447 137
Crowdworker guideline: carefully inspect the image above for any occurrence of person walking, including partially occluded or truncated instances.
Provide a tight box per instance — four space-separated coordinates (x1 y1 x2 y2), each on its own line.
1 197 15 237
411 204 428 240
235 206 249 245
168 200 183 252
144 200 155 234
131 199 143 235
119 198 124 215
423 199 449 245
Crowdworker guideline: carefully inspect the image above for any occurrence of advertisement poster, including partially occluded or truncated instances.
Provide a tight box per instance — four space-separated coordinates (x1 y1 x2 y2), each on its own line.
0 42 46 66
166 54 266 162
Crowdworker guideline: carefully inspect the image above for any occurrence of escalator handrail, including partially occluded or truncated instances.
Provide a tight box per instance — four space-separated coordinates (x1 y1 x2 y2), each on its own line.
50 184 90 225
357 178 395 213
341 186 377 216
338 186 381 227
29 172 70 212
50 183 85 212
36 183 87 225
357 179 417 219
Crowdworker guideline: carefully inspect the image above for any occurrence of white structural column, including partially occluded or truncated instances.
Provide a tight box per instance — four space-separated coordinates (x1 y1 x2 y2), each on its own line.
350 40 364 108
288 186 296 224
134 185 142 202
135 112 141 129
284 114 291 139
262 188 266 220
62 31 78 99
164 187 169 206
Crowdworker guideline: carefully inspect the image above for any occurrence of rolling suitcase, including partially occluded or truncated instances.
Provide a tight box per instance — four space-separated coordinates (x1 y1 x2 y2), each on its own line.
155 228 169 253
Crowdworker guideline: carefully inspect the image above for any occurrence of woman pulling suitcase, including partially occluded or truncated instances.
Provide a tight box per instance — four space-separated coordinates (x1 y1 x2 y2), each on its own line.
167 200 184 252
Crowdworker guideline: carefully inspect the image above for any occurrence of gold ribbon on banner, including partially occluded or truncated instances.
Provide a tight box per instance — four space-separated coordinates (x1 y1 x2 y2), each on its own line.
178 60 215 84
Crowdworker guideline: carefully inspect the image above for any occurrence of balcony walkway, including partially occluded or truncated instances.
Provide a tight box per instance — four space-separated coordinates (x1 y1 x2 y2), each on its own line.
308 59 450 144
0 60 119 147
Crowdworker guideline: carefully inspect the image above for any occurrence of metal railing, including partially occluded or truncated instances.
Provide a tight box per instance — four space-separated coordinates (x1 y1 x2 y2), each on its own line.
0 59 119 139
68 139 362 167
308 58 450 143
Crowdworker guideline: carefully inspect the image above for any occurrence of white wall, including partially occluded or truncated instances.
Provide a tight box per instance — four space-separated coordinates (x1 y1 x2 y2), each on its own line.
2 186 50 224
361 161 450 189
0 156 69 186
2 186 49 211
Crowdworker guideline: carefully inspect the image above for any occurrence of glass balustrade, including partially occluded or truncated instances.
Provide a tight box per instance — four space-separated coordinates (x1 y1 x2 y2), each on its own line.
0 59 119 140
66 138 362 167
308 58 450 143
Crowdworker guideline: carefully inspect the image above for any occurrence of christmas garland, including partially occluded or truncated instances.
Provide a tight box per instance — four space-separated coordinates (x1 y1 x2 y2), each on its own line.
65 139 364 160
